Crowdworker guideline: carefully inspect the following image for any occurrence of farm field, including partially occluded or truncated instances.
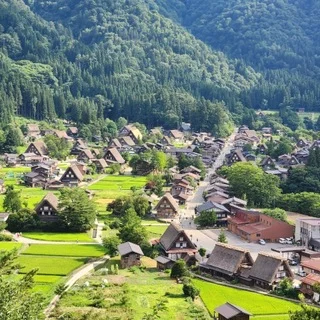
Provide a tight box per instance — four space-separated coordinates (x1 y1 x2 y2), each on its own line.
89 175 147 212
52 257 210 320
23 244 105 257
0 242 22 251
22 231 94 242
192 279 300 318
17 255 86 275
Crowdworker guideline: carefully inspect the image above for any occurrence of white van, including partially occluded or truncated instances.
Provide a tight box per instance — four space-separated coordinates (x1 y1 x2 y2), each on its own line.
279 238 286 244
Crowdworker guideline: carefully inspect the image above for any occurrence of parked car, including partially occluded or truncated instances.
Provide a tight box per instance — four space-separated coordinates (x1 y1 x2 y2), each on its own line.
279 238 286 244
259 239 266 245
289 259 298 266
286 238 293 244
296 270 306 277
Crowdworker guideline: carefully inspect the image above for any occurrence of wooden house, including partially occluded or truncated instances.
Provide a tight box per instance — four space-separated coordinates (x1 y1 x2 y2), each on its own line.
19 153 45 166
118 242 144 268
109 138 122 149
119 125 142 144
260 156 275 170
257 143 267 154
300 273 320 298
24 172 46 187
31 163 56 178
249 253 293 290
160 136 172 146
4 153 18 166
53 129 70 140
225 150 246 166
159 223 197 261
27 124 41 139
67 127 78 137
154 193 179 218
200 243 254 282
70 139 87 155
215 302 251 320
195 201 229 227
35 192 59 222
60 165 84 187
168 130 184 141
92 158 108 173
301 259 320 275
77 149 94 163
25 141 48 156
103 147 125 165
155 256 174 270
119 136 135 147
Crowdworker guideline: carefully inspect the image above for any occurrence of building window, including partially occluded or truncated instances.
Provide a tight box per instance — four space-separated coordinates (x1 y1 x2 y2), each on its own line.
179 237 183 241
256 233 260 237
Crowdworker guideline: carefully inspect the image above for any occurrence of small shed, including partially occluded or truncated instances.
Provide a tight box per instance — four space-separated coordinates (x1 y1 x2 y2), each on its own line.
155 255 174 270
215 302 251 320
118 242 144 269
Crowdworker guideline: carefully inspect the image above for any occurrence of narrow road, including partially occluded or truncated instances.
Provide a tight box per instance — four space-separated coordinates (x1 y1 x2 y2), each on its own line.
45 255 109 317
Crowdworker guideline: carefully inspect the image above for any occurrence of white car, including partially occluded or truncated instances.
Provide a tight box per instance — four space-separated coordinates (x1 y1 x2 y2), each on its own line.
286 238 293 244
259 239 266 245
279 238 286 244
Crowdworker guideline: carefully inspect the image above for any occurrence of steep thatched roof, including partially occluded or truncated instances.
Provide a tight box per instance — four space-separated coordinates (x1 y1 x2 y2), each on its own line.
205 243 254 276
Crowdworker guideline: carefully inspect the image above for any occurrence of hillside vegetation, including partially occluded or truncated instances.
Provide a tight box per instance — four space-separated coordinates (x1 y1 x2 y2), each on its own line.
155 0 320 111
0 0 261 135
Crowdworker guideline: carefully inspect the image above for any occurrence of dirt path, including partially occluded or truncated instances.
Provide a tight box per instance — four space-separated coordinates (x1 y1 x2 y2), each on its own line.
44 255 109 318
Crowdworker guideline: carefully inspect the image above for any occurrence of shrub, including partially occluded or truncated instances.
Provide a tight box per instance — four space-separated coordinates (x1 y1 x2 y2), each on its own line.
0 233 13 241
170 260 188 278
183 283 200 301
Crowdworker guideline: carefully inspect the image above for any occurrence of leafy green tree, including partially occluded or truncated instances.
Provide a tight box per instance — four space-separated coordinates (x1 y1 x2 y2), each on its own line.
3 186 21 213
118 208 148 246
170 259 188 278
0 249 44 319
6 208 39 232
103 235 121 257
116 117 127 130
218 231 228 243
198 248 206 261
226 162 281 207
290 305 320 320
44 135 71 160
195 210 217 227
262 208 287 222
58 188 96 232
183 283 200 301
146 174 165 196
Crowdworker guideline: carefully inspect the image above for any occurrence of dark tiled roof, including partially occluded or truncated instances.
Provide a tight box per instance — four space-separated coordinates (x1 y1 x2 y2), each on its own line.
215 302 251 319
118 242 144 256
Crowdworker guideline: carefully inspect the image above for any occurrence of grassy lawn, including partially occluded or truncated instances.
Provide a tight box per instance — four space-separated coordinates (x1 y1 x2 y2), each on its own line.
22 231 94 242
23 244 105 257
0 242 22 251
88 175 147 191
193 279 300 317
145 225 168 240
53 257 210 320
17 255 86 275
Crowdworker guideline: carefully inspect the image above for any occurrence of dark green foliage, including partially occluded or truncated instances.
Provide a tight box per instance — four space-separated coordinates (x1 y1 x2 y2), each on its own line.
289 305 320 320
157 0 320 112
226 162 281 208
118 208 148 246
194 210 217 227
170 259 188 278
6 208 39 232
178 155 206 178
102 235 121 257
182 282 200 301
217 231 227 243
281 167 320 194
276 192 320 217
274 278 298 299
0 249 45 319
262 208 287 222
44 135 71 160
58 188 96 232
0 0 257 133
3 186 22 213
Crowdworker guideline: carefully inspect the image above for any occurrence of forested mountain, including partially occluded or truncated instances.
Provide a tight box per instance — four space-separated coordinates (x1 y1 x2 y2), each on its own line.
0 0 261 136
155 0 320 111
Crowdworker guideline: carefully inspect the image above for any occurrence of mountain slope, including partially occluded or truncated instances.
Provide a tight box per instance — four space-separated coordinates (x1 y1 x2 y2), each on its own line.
155 0 320 111
0 0 260 134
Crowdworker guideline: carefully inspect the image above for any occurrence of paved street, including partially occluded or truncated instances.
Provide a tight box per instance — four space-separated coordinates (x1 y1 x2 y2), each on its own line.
177 129 293 259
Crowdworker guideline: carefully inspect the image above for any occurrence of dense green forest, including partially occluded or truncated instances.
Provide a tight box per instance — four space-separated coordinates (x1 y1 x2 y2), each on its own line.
0 0 263 135
155 0 320 111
